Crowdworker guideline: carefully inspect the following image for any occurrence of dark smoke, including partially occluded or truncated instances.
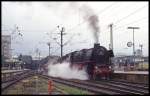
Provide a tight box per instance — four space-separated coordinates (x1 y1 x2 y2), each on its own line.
41 3 100 44
80 4 100 43
88 15 99 43
37 2 100 43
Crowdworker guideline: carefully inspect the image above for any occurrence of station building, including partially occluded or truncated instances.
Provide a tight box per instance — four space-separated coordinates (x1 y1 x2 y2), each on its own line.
113 56 148 71
2 35 11 59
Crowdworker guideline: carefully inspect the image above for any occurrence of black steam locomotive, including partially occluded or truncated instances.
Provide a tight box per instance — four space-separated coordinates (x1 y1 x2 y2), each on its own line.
58 43 114 80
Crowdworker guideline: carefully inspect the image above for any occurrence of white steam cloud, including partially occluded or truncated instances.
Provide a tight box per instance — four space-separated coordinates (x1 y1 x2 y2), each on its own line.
48 62 88 80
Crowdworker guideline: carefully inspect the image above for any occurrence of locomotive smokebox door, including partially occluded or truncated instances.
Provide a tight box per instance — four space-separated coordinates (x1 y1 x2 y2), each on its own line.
91 43 100 62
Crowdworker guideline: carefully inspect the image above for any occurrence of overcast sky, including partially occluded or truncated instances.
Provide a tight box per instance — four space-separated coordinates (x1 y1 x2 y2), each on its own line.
2 1 148 57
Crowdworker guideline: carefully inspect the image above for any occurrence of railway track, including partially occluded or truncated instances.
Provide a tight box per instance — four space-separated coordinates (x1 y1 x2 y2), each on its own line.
1 70 35 91
2 70 31 83
37 74 149 95
83 80 149 95
94 79 148 89
2 71 148 95
37 74 117 94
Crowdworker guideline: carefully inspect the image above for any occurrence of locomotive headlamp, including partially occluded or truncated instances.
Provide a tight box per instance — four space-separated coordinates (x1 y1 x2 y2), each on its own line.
109 66 111 69
95 66 98 69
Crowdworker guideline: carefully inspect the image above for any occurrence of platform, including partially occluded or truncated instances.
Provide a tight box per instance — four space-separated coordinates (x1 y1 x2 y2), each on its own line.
114 71 148 75
113 71 149 84
2 69 29 74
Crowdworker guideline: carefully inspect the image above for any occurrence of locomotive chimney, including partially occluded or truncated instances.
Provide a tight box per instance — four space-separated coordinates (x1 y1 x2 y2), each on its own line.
94 43 100 49
91 43 100 61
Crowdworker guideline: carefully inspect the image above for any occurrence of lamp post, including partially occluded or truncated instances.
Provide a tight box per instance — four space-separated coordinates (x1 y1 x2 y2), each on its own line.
127 27 139 70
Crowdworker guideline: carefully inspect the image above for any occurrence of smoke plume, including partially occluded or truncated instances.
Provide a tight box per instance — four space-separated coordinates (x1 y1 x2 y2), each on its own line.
42 2 100 43
80 4 100 43
48 62 88 80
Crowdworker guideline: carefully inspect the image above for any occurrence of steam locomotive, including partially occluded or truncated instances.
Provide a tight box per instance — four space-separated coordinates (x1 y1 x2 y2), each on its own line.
58 43 114 80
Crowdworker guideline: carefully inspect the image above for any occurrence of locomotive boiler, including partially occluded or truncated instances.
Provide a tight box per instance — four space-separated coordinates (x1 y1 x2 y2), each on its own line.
58 43 114 80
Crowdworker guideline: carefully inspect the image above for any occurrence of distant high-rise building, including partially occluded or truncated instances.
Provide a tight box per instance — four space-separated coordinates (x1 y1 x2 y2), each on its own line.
2 35 11 59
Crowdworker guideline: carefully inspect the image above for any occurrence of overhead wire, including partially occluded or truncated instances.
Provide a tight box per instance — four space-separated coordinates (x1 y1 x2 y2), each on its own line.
114 4 148 24
63 3 148 40
114 16 147 31
66 2 117 33
65 3 148 47
61 2 118 48
51 47 60 55
97 16 148 49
